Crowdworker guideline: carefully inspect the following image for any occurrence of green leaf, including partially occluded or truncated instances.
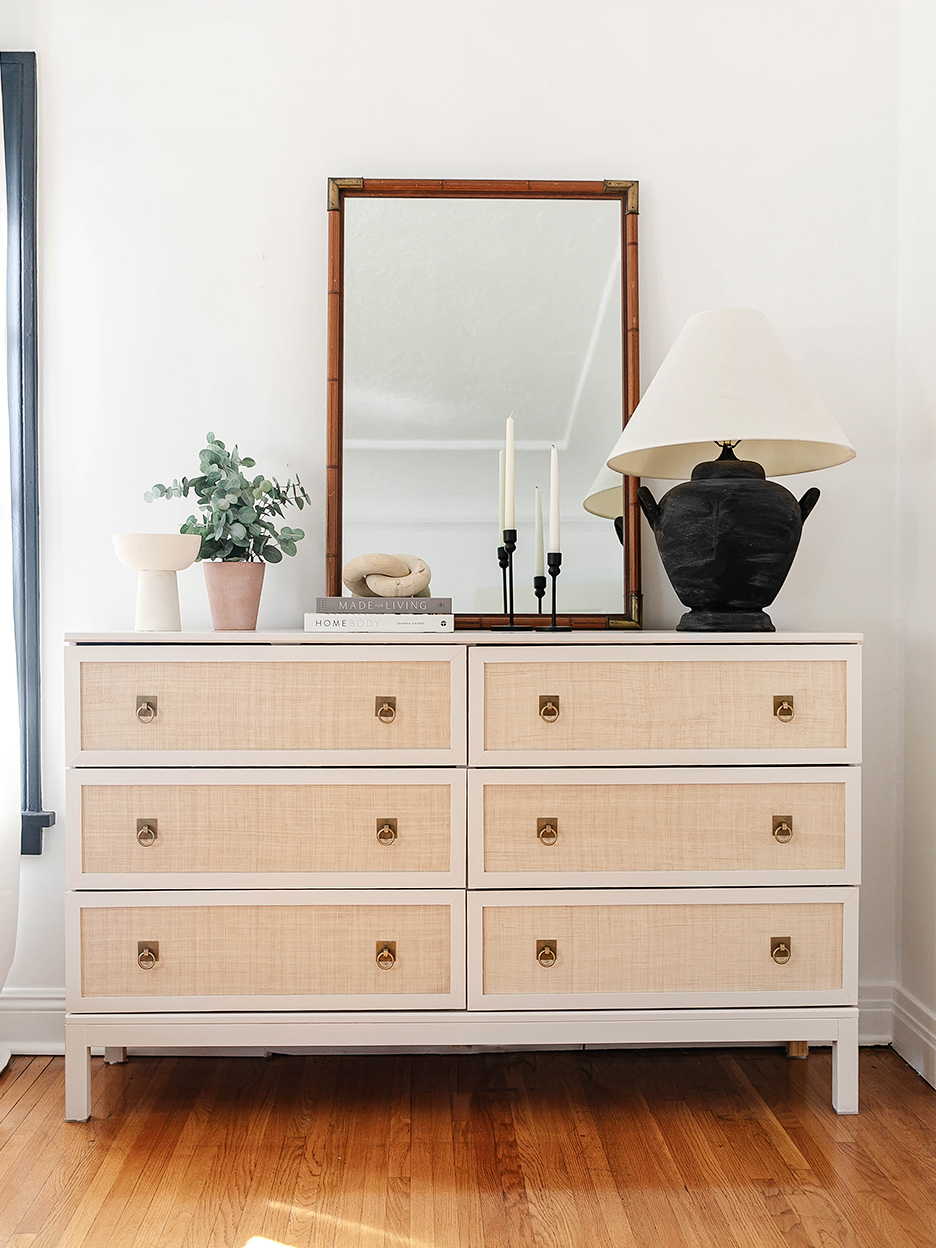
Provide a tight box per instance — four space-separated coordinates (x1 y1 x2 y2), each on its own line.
230 522 247 540
265 546 283 563
280 541 297 557
143 491 154 503
291 528 305 541
242 458 255 467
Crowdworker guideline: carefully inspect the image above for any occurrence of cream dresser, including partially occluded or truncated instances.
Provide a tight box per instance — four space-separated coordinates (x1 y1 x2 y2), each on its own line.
64 630 861 1120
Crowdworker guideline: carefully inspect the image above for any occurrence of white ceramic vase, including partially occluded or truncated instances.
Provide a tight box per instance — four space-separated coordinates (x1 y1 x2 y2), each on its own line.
113 534 202 631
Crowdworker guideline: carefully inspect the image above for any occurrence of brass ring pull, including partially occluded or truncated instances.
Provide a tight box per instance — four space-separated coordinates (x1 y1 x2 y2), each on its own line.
135 698 157 724
770 937 792 965
773 696 795 723
536 941 557 968
376 698 396 725
136 823 157 847
376 820 398 846
539 696 560 724
537 820 558 846
376 943 396 970
137 945 157 970
772 817 793 844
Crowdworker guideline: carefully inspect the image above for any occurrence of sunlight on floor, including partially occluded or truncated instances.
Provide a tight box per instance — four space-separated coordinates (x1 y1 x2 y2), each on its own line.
244 1205 436 1248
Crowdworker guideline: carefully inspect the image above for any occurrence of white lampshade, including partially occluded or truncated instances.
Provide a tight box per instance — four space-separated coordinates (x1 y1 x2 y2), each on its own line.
602 308 856 479
583 462 626 519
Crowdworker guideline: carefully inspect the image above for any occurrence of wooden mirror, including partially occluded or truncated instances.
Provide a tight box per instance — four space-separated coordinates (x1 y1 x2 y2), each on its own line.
327 178 641 629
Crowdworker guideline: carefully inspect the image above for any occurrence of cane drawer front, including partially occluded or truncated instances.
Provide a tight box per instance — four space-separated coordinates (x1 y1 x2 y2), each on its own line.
472 645 857 764
73 769 466 887
470 889 856 1009
72 645 464 763
472 767 857 886
73 891 465 1010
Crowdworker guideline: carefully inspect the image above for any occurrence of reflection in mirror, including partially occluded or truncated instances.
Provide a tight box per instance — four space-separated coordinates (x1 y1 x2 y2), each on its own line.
341 197 627 614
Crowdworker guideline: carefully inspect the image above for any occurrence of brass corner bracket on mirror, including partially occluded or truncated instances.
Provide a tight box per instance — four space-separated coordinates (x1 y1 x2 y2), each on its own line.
326 177 642 629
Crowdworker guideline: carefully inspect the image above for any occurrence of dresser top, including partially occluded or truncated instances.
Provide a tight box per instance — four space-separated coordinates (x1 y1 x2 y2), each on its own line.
66 630 862 646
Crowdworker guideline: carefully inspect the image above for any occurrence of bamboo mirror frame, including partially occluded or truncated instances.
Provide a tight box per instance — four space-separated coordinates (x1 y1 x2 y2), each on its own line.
326 177 642 629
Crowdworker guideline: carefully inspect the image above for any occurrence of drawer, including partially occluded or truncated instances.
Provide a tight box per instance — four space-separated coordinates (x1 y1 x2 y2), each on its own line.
68 890 466 1011
67 645 466 765
468 888 857 1010
469 767 859 887
469 644 859 765
68 769 467 888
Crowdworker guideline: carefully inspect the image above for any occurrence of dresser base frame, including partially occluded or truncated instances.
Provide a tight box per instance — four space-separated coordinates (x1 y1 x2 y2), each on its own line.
65 1006 859 1121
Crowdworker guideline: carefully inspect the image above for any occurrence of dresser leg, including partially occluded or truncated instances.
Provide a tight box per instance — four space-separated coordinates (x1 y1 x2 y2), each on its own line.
786 1041 809 1058
832 1017 859 1114
65 1026 92 1122
104 1047 128 1064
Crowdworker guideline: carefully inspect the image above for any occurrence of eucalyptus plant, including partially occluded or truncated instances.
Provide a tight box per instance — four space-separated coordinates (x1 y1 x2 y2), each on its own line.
145 432 311 563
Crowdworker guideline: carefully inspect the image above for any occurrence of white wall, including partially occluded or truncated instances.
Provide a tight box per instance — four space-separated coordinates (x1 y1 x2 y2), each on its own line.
0 0 901 1049
895 0 936 1080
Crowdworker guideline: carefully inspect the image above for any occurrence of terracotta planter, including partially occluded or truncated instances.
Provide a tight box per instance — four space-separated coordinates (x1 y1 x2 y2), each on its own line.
203 561 266 630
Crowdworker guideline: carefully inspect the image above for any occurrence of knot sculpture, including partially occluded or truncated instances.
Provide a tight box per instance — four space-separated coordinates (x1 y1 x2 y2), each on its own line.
342 553 431 599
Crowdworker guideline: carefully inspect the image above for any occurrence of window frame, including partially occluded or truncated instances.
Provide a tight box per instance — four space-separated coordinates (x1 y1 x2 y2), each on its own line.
2 50 53 854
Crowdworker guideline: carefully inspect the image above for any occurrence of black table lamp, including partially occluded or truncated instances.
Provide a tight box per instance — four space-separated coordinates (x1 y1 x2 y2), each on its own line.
584 308 856 631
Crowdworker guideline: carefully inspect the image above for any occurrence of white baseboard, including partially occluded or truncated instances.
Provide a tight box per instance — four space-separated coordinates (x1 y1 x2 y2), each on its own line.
892 985 936 1088
1 982 897 1057
857 981 896 1045
0 987 65 1055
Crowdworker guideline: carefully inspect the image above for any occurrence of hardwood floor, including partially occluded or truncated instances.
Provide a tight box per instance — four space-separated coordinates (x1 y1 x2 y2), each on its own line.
1 1047 934 1247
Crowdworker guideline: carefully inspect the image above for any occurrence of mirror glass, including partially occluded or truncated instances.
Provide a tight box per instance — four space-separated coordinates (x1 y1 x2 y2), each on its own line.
341 196 626 613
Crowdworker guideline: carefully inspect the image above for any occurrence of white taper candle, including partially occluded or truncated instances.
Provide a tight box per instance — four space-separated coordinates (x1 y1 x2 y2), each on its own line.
549 445 560 552
505 415 515 530
534 487 545 576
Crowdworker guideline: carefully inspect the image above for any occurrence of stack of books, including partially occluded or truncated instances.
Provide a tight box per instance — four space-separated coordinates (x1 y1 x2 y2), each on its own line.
304 597 454 632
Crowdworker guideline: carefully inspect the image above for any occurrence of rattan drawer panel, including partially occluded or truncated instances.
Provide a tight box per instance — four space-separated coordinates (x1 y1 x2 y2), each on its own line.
79 658 452 753
80 902 453 1001
480 901 843 999
481 780 846 875
481 657 847 754
81 780 455 877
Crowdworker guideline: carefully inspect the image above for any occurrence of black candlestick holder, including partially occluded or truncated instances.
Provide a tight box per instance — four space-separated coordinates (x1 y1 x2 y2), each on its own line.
538 551 572 630
497 545 510 615
533 574 547 614
492 529 533 630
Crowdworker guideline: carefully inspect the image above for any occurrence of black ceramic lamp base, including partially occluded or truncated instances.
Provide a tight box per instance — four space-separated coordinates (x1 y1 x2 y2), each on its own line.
637 445 821 634
677 607 775 632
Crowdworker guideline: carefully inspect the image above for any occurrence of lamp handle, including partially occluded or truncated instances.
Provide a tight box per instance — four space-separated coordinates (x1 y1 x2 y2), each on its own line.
798 487 821 524
636 486 660 528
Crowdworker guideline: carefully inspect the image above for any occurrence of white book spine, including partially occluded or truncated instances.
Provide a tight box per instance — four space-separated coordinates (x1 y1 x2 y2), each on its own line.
304 613 455 633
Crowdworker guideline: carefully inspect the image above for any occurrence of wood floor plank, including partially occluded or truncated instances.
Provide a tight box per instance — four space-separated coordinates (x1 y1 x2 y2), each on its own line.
199 1058 285 1248
0 1047 934 1248
27 1058 181 1248
582 1053 714 1248
450 1057 485 1248
91 1056 215 1248
176 1059 276 1248
545 1055 639 1247
120 1057 231 1248
737 1049 929 1248
282 1056 342 1248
